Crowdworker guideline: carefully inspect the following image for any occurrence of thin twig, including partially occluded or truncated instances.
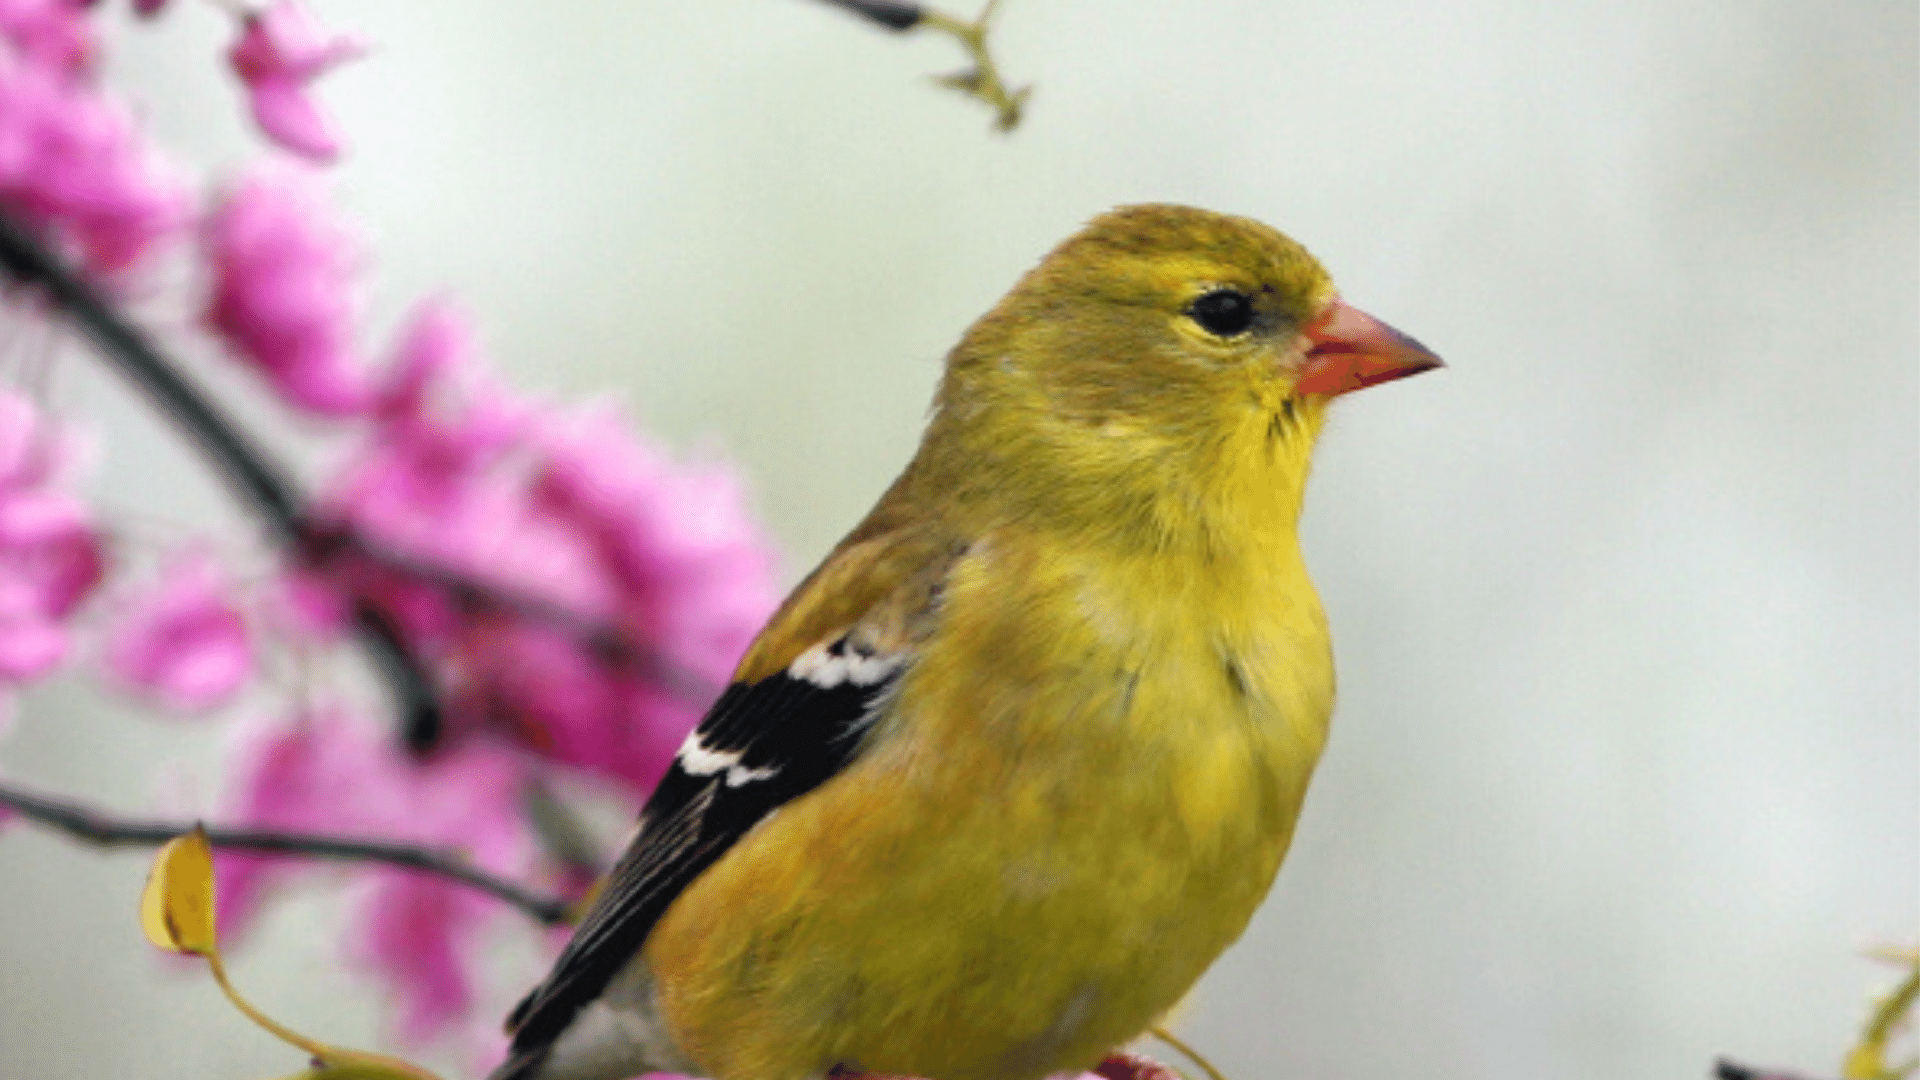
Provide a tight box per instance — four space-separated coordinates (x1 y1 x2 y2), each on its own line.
308 525 719 706
812 0 924 31
1714 1059 1834 1080
1149 1027 1229 1080
1845 951 1920 1080
0 779 575 926
0 211 721 749
811 0 1029 130
0 209 443 751
0 225 298 527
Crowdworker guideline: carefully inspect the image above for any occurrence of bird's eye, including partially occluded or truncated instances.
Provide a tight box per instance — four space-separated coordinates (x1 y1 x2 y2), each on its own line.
1188 289 1256 337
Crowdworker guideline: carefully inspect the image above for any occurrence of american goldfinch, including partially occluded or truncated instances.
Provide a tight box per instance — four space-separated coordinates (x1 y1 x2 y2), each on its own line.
493 204 1441 1080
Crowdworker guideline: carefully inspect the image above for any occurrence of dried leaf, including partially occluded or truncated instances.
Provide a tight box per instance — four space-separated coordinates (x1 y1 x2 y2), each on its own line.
139 825 218 955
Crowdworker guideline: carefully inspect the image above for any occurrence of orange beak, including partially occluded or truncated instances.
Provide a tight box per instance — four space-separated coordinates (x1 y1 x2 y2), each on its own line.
1295 297 1443 397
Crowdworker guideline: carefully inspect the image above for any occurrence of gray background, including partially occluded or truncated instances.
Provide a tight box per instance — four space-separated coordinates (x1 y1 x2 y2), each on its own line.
0 2 1914 1079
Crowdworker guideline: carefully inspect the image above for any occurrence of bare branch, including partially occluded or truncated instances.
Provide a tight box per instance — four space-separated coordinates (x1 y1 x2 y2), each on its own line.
1713 1059 1833 1080
811 0 1030 130
0 210 720 753
307 524 719 707
813 0 925 31
0 208 444 752
0 779 575 926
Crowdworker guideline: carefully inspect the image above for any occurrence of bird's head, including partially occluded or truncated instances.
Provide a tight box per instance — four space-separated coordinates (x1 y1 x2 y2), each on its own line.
925 205 1440 539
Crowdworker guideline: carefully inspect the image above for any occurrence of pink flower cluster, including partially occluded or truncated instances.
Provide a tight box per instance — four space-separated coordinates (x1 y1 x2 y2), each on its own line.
103 549 253 713
0 388 102 717
227 1 366 164
0 0 187 275
1 0 92 74
192 162 779 1051
321 316 778 791
204 162 373 414
1 0 783 1063
218 709 537 1045
0 0 362 281
194 154 782 778
208 287 778 1048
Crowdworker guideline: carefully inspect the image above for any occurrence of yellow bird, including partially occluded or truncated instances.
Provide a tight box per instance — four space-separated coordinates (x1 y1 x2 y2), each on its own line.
492 204 1441 1080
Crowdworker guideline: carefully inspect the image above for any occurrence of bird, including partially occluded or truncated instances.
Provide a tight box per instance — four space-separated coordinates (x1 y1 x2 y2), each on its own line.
491 204 1441 1080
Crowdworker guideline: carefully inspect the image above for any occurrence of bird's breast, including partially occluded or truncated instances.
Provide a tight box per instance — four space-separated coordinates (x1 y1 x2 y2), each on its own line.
647 532 1336 1080
921 530 1335 830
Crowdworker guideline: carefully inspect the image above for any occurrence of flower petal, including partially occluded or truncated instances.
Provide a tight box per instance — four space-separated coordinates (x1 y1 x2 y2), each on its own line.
227 1 366 161
105 551 253 713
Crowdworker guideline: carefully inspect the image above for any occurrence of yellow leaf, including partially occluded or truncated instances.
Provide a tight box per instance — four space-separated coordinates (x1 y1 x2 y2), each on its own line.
1844 1044 1885 1080
132 832 447 1080
1845 953 1920 1080
139 826 218 956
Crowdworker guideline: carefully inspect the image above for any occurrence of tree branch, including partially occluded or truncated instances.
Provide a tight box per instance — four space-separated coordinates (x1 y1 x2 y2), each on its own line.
307 524 719 707
0 779 575 926
0 210 722 752
0 208 444 752
1713 1059 1834 1080
810 0 1030 130
813 0 925 31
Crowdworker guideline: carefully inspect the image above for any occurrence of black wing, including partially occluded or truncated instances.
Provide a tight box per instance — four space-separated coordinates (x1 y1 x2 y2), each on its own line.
504 633 903 1054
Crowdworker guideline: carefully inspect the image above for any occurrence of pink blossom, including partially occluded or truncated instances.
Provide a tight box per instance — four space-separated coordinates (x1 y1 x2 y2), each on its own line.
267 567 349 641
227 0 365 163
375 298 481 426
217 708 537 1043
355 867 507 1045
344 736 531 1043
204 161 372 415
0 0 95 74
220 289 780 1047
0 55 188 273
0 390 103 692
310 320 778 790
215 708 385 940
131 0 170 18
533 407 777 683
444 620 693 793
319 307 577 632
104 550 253 713
0 0 793 1055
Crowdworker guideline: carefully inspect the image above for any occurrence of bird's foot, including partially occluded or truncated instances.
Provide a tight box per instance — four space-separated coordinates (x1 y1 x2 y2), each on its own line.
1092 1052 1186 1079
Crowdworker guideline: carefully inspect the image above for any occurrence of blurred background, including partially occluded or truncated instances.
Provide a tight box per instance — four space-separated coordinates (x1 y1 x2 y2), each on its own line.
0 1 1913 1078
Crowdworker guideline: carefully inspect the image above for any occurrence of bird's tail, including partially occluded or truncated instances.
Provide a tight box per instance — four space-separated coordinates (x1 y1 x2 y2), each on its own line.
486 1044 553 1080
487 997 687 1080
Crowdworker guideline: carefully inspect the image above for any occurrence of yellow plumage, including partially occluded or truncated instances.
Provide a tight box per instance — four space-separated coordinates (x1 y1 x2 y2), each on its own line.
498 204 1440 1080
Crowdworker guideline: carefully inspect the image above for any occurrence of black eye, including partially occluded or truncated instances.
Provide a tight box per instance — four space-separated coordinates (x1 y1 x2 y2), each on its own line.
1188 289 1256 337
